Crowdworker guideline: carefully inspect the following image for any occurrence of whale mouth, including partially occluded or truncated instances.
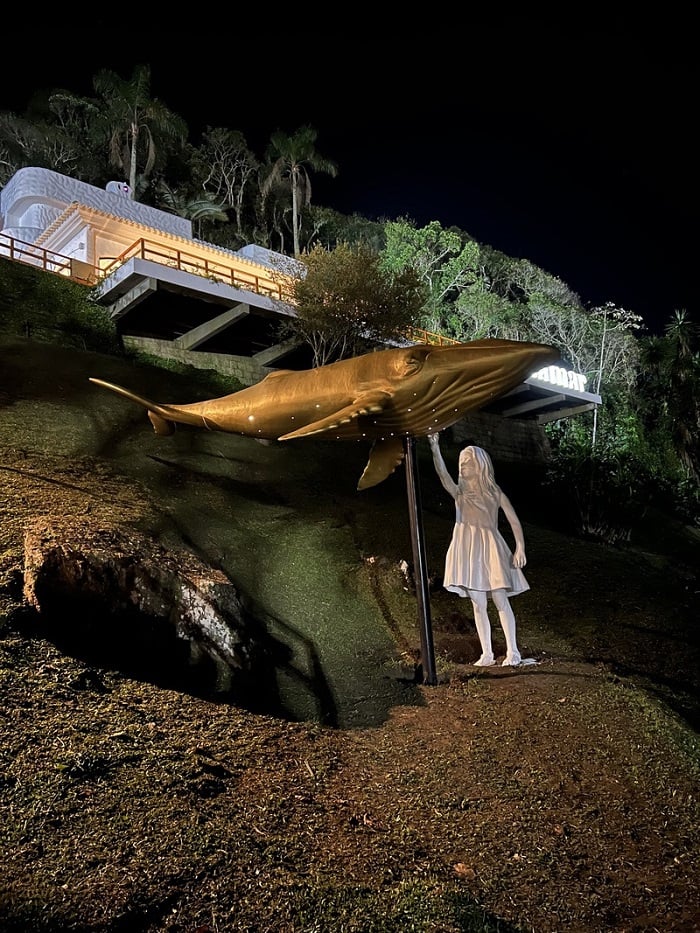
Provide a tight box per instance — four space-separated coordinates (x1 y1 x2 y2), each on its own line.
362 341 561 436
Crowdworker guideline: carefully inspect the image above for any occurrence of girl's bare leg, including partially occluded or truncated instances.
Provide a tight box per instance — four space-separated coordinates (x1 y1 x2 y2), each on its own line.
468 589 495 666
492 589 521 666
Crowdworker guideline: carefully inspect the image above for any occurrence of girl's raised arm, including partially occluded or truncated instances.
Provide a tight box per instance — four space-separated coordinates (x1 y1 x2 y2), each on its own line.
428 433 459 500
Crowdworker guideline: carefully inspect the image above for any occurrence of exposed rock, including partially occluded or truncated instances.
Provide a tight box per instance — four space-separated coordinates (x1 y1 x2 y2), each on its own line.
22 517 261 697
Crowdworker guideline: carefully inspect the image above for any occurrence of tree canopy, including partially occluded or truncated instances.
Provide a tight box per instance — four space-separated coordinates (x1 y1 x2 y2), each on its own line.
286 242 426 367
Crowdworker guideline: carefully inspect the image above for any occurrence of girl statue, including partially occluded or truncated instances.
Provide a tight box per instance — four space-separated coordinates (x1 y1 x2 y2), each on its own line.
428 432 533 667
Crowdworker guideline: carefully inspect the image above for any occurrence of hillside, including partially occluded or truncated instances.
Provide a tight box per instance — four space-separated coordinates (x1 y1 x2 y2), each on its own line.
1 276 699 930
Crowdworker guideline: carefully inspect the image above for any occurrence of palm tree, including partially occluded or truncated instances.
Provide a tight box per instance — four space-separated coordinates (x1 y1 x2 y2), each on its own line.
262 125 338 257
92 65 188 199
155 181 230 239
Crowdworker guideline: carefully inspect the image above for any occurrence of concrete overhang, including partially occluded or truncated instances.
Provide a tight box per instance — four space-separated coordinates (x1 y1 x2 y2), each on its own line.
95 258 296 320
485 374 601 422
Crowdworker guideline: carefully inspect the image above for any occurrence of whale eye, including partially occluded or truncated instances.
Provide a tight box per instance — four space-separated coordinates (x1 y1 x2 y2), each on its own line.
400 348 429 376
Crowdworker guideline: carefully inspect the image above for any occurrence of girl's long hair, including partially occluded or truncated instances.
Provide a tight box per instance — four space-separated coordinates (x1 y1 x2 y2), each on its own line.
459 446 500 500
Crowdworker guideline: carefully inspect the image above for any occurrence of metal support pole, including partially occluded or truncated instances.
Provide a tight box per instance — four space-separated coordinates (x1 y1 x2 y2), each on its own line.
403 436 437 685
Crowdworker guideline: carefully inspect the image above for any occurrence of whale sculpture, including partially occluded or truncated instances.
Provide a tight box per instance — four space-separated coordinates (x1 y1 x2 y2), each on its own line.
90 338 560 490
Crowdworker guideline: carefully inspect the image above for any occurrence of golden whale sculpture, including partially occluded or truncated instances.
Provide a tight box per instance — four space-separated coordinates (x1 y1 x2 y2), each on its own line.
90 338 559 490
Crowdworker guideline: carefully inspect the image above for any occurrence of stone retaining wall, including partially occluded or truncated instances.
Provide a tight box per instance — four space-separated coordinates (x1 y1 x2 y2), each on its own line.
448 410 551 465
123 336 272 387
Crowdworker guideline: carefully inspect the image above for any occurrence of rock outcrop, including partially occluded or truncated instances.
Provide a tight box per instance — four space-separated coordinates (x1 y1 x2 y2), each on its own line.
23 517 261 698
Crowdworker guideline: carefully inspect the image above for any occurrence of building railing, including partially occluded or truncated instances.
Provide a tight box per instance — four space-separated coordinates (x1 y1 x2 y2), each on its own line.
405 326 460 346
0 232 290 301
100 238 289 300
0 233 99 286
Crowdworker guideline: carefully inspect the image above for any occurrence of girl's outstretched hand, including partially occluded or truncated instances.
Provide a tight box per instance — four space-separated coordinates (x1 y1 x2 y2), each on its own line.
428 433 440 450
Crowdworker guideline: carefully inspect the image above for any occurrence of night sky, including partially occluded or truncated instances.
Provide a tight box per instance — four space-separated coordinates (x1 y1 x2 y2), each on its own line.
2 22 695 336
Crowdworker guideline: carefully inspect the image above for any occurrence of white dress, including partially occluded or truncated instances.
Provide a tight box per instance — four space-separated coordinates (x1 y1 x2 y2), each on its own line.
443 487 530 598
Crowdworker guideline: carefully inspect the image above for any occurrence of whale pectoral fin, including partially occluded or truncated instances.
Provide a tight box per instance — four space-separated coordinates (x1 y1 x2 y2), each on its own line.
357 437 406 491
277 390 392 440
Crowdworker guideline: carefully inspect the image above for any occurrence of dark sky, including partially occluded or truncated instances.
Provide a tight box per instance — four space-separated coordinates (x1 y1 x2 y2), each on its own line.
2 23 695 336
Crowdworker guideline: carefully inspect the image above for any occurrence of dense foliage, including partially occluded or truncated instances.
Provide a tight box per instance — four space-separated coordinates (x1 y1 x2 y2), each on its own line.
287 243 426 366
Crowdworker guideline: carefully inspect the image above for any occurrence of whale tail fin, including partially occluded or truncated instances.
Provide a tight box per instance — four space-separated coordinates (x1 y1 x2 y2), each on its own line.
89 378 177 435
147 410 176 436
